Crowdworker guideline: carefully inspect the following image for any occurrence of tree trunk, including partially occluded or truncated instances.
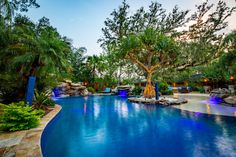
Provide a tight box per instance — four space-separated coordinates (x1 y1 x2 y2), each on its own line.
143 72 155 98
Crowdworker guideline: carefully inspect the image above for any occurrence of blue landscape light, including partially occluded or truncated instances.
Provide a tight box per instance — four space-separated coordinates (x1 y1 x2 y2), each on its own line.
52 87 61 97
118 89 128 97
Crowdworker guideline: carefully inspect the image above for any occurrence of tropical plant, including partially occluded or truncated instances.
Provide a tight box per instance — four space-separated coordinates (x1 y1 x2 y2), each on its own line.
71 47 87 82
158 82 173 95
87 87 95 94
33 90 55 110
132 86 142 96
0 15 73 102
0 101 44 132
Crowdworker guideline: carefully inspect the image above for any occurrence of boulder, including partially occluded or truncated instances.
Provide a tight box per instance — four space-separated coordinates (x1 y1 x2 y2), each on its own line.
71 83 81 87
210 88 230 98
57 81 88 97
71 86 86 90
81 89 89 96
128 96 187 106
224 96 236 106
63 80 72 85
117 85 132 91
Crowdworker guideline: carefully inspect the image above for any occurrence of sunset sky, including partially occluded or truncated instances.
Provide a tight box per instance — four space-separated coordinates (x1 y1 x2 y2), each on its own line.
27 0 236 55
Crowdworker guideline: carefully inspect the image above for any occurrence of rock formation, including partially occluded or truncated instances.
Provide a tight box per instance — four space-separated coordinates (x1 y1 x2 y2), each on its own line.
210 88 230 98
224 96 236 106
128 97 187 106
59 80 88 97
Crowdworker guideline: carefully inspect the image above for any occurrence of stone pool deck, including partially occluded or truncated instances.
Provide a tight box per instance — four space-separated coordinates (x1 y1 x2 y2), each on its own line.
172 93 236 117
0 105 61 157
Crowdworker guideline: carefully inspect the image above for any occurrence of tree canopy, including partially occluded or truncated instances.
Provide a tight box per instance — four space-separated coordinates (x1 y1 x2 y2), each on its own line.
119 28 179 98
99 0 236 97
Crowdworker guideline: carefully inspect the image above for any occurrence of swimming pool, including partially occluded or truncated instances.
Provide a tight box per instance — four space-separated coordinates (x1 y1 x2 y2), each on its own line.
41 96 236 157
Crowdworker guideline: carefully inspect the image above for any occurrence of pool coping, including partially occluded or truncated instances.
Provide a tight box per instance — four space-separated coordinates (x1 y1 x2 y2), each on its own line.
0 105 62 157
172 93 236 117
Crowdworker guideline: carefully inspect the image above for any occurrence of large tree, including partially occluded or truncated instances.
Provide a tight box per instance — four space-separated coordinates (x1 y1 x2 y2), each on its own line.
120 28 179 98
100 0 236 98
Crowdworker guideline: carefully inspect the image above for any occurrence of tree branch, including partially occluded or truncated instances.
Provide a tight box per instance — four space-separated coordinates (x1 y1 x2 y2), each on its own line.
127 53 149 72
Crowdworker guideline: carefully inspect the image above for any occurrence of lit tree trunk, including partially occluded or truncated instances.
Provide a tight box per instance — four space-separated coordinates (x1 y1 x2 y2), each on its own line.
127 53 157 99
143 71 155 98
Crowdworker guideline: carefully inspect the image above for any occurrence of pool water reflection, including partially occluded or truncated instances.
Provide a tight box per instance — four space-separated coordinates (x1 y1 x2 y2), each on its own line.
41 96 236 157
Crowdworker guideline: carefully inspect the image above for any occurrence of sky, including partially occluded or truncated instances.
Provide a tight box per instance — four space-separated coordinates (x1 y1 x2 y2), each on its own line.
26 0 236 56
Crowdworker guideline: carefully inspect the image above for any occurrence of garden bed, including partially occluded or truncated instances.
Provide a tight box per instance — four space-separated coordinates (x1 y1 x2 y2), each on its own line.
0 105 61 157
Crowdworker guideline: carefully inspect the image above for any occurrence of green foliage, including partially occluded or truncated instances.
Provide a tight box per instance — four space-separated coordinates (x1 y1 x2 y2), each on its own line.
132 86 142 96
196 30 236 83
159 82 173 95
96 89 102 93
33 91 55 110
98 1 190 48
0 0 40 20
198 87 205 93
120 28 179 66
0 101 44 132
71 47 88 83
87 87 95 93
99 0 236 84
0 15 73 103
95 76 117 87
189 83 201 91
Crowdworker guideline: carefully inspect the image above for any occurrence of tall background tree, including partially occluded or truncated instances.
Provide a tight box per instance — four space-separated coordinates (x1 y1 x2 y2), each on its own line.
0 0 39 20
0 0 76 103
99 0 236 97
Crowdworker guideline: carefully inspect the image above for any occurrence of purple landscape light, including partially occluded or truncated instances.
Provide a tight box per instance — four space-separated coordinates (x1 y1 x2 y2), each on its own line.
208 96 223 105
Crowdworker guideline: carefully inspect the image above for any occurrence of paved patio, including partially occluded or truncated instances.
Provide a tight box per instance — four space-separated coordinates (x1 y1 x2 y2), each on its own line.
173 93 236 117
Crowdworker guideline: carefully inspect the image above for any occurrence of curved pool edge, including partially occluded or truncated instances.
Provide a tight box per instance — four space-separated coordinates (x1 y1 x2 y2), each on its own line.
39 105 62 157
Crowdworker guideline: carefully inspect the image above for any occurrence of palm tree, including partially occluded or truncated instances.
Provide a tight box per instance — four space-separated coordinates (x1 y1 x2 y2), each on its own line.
3 16 72 92
86 55 100 83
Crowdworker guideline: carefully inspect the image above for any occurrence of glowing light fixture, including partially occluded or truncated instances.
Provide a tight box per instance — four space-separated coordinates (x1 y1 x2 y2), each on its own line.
204 78 208 82
230 76 235 80
118 89 128 97
173 82 176 87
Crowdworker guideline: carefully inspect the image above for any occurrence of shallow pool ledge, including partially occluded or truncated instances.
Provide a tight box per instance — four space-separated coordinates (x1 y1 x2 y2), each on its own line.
0 105 61 157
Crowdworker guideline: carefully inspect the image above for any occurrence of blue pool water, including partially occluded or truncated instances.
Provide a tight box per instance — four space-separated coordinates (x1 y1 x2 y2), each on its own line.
41 96 236 157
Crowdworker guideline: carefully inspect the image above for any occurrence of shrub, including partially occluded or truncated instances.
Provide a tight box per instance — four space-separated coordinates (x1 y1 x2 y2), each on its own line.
33 90 55 110
158 82 173 95
96 89 102 93
132 86 142 95
198 87 205 93
164 90 174 95
189 83 201 91
87 87 95 93
0 101 45 132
